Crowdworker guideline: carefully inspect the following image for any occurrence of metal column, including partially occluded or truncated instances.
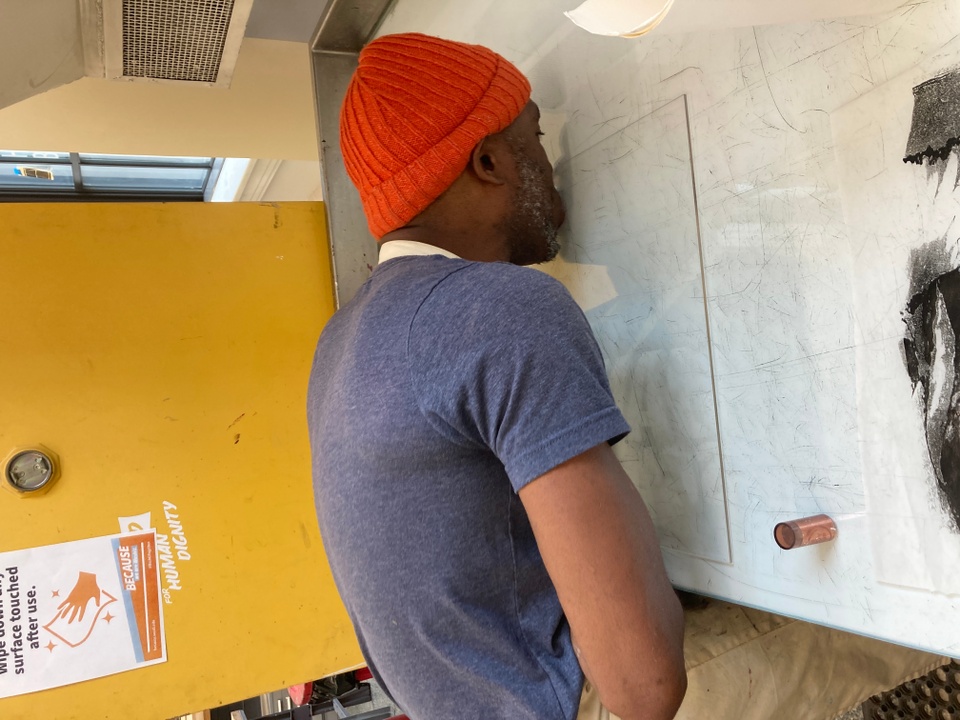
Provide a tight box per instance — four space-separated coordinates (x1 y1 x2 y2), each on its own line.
310 0 397 307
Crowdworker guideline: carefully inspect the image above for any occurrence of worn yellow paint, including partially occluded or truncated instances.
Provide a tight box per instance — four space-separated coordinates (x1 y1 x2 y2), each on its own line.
0 202 362 719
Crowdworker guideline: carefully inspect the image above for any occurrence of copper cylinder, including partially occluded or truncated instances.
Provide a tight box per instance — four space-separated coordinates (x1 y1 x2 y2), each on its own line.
774 514 838 550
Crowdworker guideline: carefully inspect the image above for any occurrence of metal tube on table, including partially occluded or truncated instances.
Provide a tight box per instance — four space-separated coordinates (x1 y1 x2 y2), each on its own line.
774 514 838 550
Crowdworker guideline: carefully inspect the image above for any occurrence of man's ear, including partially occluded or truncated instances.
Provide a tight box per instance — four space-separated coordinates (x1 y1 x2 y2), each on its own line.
468 135 510 186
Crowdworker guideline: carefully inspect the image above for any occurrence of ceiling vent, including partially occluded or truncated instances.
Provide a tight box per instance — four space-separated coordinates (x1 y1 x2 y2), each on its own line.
81 0 254 87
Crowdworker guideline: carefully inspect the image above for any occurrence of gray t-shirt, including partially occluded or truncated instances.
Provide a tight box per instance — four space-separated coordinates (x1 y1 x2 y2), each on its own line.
308 255 629 719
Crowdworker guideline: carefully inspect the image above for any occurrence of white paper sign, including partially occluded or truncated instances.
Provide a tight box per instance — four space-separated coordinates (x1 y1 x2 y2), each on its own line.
0 532 166 698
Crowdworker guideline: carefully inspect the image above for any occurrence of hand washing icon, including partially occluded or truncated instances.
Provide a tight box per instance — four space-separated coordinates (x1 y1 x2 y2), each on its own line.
43 572 118 649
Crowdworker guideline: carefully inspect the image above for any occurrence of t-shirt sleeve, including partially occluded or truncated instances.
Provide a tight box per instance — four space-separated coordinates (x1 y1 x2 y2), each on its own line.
407 263 630 492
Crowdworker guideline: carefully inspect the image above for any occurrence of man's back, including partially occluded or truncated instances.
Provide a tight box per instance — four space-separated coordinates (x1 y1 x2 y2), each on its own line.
308 254 629 719
310 31 686 720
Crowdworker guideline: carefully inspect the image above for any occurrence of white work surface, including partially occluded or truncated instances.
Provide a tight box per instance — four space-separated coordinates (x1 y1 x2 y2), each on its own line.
376 0 960 657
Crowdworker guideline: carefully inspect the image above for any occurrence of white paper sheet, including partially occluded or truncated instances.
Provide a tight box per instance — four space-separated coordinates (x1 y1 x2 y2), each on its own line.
549 96 731 563
832 54 960 594
0 532 166 698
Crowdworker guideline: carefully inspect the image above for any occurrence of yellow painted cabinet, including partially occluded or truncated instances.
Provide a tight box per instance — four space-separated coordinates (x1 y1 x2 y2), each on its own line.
0 202 362 719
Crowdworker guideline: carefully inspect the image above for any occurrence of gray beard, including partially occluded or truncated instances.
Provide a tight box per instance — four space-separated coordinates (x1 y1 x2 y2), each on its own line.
507 151 560 264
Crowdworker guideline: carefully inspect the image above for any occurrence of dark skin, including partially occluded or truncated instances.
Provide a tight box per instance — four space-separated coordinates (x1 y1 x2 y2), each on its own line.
381 100 687 719
380 101 565 264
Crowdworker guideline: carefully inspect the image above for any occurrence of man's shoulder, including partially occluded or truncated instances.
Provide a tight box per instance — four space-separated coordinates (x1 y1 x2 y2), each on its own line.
422 261 573 311
410 261 586 351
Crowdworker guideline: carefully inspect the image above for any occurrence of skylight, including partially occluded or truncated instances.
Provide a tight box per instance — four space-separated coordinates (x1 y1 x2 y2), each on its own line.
0 151 217 201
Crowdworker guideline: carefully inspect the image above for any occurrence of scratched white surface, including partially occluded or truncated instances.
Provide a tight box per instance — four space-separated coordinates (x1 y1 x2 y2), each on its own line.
378 0 960 655
549 96 730 564
832 51 960 595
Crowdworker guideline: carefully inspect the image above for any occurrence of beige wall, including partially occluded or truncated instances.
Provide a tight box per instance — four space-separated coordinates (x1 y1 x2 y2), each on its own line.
0 0 85 112
0 38 319 161
260 160 324 201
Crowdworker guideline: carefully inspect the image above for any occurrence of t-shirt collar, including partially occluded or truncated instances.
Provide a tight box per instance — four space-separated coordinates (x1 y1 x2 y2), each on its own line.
378 240 460 265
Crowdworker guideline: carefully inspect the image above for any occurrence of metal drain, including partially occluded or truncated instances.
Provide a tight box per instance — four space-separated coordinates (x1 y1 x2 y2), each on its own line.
862 661 960 720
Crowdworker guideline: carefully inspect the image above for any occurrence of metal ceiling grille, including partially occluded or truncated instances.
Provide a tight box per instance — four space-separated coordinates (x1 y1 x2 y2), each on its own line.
122 0 236 82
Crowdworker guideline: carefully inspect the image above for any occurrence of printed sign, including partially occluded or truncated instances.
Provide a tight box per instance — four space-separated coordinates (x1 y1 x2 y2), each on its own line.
118 501 192 604
0 532 166 698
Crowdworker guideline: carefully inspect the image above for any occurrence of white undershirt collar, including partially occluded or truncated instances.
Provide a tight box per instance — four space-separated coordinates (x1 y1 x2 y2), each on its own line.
378 240 460 265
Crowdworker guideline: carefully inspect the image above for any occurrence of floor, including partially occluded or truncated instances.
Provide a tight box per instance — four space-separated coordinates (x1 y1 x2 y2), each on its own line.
834 710 864 720
365 681 398 714
363 679 870 719
292 653 960 719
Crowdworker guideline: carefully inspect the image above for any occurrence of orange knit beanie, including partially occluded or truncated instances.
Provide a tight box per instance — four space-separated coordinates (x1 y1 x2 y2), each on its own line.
339 33 532 239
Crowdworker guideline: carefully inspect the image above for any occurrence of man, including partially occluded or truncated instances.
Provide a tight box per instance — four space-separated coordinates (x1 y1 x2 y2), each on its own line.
308 32 686 720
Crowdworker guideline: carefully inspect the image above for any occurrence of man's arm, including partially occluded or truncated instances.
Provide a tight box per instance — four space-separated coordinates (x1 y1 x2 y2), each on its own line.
518 442 686 720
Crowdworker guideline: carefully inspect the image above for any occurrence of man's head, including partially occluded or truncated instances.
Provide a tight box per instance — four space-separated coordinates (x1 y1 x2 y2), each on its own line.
339 33 565 265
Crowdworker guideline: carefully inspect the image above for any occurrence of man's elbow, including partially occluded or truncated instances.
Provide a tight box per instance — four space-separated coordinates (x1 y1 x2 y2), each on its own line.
661 664 688 718
602 659 688 720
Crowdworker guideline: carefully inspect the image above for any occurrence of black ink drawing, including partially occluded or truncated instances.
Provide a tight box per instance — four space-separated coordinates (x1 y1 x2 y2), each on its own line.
903 239 960 532
903 70 960 191
902 68 960 532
